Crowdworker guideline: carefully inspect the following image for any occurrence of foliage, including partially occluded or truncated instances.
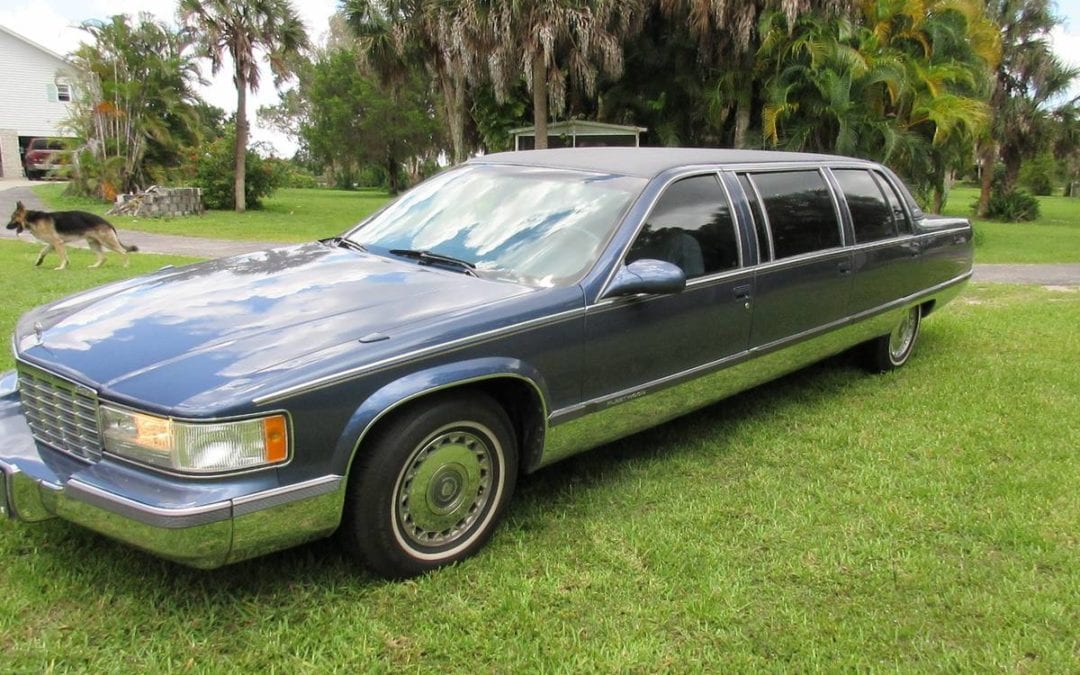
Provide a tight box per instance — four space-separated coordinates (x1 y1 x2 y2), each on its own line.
194 127 280 209
343 0 476 163
978 0 1079 214
482 0 645 149
64 14 204 199
985 188 1041 221
757 0 997 212
1020 153 1058 195
179 0 309 212
261 46 441 194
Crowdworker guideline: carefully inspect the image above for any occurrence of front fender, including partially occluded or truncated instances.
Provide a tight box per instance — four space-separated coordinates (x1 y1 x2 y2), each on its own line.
329 357 550 475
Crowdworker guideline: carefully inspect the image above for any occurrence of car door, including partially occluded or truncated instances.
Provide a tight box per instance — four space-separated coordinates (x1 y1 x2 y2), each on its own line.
830 168 917 314
740 169 852 348
582 173 753 401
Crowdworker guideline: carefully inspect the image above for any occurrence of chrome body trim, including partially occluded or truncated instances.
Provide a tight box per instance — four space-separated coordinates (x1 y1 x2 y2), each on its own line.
252 307 584 405
0 459 345 568
538 271 970 468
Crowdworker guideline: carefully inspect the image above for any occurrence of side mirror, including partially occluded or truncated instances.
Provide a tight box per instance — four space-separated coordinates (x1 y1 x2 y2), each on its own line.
604 259 687 298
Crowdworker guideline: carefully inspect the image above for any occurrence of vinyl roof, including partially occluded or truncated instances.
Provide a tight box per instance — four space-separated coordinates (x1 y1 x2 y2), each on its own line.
470 147 868 178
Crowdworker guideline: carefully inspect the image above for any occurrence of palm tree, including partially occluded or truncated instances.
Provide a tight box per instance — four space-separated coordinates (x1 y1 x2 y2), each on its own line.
484 0 645 149
67 14 204 196
978 0 1078 214
344 0 479 164
658 0 855 148
179 0 309 212
758 0 996 211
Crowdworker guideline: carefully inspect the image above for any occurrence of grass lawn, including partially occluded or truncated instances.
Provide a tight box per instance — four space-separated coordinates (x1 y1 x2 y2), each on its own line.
0 238 1077 670
32 184 390 243
942 186 1080 264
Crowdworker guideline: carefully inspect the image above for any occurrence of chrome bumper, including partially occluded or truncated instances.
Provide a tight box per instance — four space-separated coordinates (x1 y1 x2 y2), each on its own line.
0 386 345 568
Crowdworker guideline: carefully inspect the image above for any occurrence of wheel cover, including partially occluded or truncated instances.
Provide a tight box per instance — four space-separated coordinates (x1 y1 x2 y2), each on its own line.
888 308 918 363
394 427 497 551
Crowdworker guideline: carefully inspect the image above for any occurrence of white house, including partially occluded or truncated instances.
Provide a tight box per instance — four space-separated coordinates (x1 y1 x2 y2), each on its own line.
0 24 79 178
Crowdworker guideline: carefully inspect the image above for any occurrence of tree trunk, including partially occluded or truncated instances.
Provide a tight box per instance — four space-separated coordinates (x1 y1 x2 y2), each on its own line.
234 75 248 213
733 55 753 149
977 140 995 217
531 53 548 150
440 69 467 164
386 151 400 194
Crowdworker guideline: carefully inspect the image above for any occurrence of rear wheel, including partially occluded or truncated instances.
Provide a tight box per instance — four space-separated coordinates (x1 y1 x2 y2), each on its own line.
340 392 518 578
863 305 921 372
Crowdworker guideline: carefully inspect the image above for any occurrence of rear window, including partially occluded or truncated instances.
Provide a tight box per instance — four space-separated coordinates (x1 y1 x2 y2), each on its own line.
749 171 841 259
834 169 896 243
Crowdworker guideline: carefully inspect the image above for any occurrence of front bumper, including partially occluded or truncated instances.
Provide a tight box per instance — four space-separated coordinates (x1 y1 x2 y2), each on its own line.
0 390 344 569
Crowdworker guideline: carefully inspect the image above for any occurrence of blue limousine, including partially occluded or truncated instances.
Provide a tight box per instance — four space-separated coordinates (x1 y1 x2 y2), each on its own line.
0 149 973 577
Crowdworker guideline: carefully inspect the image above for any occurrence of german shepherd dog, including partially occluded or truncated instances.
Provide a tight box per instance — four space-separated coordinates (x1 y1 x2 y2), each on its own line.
7 201 138 269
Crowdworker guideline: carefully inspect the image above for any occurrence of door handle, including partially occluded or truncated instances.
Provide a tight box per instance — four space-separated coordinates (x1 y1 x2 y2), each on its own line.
837 260 852 275
732 283 752 300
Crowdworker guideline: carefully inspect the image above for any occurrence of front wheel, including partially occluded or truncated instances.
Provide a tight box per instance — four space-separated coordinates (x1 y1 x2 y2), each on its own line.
863 305 922 372
340 392 518 578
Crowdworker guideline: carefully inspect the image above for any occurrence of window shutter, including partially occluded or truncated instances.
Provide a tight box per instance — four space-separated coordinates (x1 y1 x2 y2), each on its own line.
46 84 58 103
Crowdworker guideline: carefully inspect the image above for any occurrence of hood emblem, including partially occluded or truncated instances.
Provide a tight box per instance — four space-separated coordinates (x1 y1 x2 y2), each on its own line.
33 321 44 344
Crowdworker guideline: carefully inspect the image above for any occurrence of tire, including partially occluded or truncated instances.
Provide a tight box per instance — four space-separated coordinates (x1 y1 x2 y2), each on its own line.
339 391 518 578
863 305 921 372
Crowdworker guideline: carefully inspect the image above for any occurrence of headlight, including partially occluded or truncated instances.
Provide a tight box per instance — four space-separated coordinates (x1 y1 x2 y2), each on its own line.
100 405 289 473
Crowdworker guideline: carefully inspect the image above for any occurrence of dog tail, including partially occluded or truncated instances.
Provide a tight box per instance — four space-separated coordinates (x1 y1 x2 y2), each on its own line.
110 225 139 253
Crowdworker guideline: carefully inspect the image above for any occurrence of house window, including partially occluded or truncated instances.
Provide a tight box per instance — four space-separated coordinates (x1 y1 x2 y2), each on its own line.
56 84 72 102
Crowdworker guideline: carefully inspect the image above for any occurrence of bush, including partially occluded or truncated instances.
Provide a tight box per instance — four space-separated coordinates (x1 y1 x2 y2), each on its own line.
264 157 320 189
986 189 1040 222
1020 154 1057 196
194 130 279 210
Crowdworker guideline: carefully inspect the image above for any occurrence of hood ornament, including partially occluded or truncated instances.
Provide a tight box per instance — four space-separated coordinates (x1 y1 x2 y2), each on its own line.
33 321 44 344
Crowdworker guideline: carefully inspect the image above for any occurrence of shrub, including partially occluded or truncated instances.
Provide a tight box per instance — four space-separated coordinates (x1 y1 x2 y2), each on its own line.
986 189 1040 222
1020 154 1057 196
194 130 279 210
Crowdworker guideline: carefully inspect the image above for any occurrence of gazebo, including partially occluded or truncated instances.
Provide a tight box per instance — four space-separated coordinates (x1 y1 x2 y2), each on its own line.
510 120 647 151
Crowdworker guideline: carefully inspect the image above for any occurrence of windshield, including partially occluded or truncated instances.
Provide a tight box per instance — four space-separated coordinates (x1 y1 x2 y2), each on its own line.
345 164 646 287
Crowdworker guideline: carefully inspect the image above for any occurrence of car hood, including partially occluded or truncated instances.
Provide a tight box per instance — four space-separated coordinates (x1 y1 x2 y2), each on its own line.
15 242 532 411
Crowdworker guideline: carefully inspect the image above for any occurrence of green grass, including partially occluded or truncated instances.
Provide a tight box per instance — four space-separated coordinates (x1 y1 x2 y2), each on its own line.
1 241 1077 671
942 186 1080 263
32 184 391 243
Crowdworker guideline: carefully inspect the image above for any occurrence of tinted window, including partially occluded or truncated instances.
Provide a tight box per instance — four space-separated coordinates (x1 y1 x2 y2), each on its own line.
627 174 739 278
834 169 896 242
874 172 912 234
750 171 841 258
738 174 772 262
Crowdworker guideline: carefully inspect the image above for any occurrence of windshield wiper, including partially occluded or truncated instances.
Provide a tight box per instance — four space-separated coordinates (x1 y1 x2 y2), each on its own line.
389 249 478 277
327 237 367 253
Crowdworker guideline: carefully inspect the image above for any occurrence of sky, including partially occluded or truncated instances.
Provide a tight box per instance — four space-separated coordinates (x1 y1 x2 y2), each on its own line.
2 0 1079 158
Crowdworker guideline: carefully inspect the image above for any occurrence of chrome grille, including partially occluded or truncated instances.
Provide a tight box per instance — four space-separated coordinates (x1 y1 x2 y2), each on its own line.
16 364 103 462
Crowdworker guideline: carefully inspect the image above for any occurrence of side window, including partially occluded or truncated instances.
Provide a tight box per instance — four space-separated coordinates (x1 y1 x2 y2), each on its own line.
627 174 739 278
738 174 772 262
750 171 841 259
873 172 912 234
834 169 896 243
